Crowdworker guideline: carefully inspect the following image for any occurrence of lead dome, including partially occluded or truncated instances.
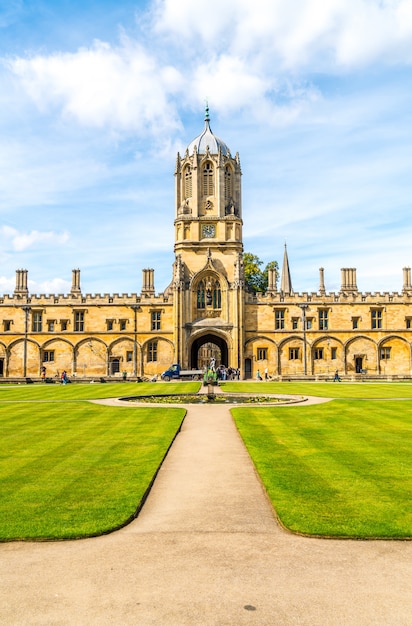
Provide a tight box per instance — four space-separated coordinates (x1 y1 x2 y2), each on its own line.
186 106 230 156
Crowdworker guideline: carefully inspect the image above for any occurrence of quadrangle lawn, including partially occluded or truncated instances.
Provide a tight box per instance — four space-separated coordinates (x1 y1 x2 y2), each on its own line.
0 399 187 541
231 399 412 538
1 380 411 540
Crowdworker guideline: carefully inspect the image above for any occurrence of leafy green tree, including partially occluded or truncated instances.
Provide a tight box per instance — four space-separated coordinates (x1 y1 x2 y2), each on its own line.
243 253 278 293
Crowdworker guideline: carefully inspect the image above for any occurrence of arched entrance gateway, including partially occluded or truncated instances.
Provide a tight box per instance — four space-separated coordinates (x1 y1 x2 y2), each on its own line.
190 334 229 370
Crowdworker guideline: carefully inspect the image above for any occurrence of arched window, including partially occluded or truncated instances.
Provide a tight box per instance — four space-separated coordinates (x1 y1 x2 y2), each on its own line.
197 277 221 309
203 162 214 196
213 280 221 309
224 166 233 200
184 166 192 198
197 281 205 309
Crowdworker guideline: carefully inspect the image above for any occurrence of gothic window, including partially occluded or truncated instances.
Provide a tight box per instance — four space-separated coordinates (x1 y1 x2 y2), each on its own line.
197 281 205 309
314 348 324 360
224 166 233 200
43 350 55 362
184 166 192 198
289 348 299 360
197 277 221 309
202 161 214 196
213 280 221 309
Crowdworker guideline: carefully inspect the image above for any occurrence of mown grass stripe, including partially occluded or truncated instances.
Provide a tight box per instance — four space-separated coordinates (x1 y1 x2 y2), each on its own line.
232 401 412 538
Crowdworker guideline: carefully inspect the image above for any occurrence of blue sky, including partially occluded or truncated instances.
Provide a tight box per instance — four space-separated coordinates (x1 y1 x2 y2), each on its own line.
1 0 412 296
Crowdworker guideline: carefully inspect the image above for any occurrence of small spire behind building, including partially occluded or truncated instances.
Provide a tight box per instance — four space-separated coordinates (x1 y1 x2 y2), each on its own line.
280 244 293 296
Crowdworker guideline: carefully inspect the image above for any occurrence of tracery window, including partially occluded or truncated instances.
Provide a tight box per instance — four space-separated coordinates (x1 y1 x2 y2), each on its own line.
212 280 221 308
202 162 214 196
184 166 192 198
197 281 205 309
224 166 233 200
197 277 221 309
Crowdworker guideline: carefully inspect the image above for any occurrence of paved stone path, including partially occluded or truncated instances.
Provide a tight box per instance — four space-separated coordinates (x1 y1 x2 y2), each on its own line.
0 399 411 625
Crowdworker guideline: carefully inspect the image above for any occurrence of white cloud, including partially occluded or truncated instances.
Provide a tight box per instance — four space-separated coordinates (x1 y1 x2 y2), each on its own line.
29 277 71 295
154 0 412 69
0 226 69 251
0 275 15 294
7 37 184 136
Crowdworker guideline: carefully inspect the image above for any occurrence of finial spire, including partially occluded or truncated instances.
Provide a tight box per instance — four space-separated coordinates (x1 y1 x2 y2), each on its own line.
205 100 210 122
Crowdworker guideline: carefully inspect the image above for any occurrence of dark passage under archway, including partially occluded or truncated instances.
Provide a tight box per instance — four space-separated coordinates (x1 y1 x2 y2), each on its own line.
190 334 228 369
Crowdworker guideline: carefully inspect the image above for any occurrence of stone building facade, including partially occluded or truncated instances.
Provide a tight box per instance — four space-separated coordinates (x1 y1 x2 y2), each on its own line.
1 109 412 380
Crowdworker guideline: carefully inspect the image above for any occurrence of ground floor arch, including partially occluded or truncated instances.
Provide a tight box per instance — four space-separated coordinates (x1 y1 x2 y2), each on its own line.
190 333 229 369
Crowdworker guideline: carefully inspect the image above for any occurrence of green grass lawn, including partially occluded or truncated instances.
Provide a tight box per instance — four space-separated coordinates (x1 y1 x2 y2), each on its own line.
2 380 411 541
222 380 412 399
232 400 412 538
0 384 191 540
0 380 200 401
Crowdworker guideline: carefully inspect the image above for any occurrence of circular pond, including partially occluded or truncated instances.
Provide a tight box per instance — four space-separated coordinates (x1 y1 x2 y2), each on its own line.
121 393 304 405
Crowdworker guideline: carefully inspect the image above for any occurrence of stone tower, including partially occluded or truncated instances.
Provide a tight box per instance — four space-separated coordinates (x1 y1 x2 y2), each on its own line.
172 107 245 369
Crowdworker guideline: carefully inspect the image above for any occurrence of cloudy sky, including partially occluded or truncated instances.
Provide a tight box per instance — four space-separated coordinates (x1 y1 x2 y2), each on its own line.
1 0 412 296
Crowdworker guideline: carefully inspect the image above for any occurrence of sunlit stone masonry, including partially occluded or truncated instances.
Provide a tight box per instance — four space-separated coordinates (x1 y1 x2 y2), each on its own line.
1 108 412 380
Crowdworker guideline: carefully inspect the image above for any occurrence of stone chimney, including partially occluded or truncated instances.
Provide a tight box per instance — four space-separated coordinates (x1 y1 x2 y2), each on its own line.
340 268 357 292
267 266 277 293
402 267 412 292
14 269 28 296
141 268 155 296
319 267 326 296
71 269 81 295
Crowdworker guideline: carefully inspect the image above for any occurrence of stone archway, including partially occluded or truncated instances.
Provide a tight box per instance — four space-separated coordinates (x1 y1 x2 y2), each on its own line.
190 334 229 369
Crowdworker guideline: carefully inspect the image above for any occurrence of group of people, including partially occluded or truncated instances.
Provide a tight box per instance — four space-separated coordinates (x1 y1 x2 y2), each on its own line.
208 358 240 381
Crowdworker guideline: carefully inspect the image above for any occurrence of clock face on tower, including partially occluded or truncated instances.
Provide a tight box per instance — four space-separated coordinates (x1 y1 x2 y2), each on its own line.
201 224 216 238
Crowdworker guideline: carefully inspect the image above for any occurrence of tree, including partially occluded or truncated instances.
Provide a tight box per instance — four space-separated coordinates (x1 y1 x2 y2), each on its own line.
243 253 279 293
